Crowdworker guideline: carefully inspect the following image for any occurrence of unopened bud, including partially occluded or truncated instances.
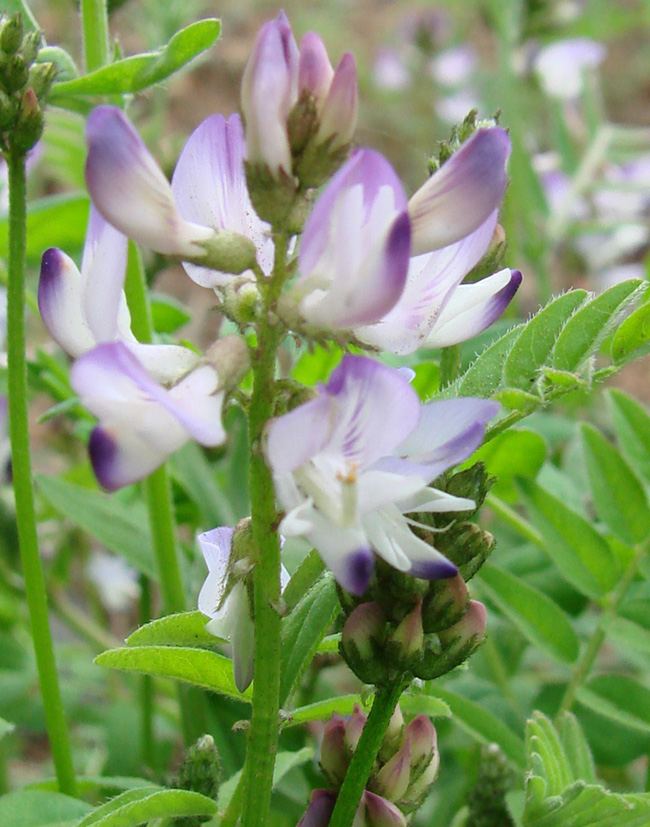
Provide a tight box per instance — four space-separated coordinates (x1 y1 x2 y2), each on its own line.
372 737 411 801
197 229 257 275
175 734 220 798
221 279 260 325
203 335 250 393
0 87 15 129
20 31 42 66
422 574 468 633
379 704 404 762
245 161 297 227
14 87 43 152
386 601 423 666
404 715 437 775
401 746 440 812
297 789 337 827
0 13 23 55
340 602 388 684
344 703 368 754
3 53 28 93
28 61 56 99
356 791 407 827
439 600 487 657
320 715 348 787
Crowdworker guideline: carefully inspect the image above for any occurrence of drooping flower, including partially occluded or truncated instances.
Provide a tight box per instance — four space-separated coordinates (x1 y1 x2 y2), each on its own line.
241 12 357 176
38 205 198 384
280 149 411 331
355 212 521 353
85 107 256 275
266 355 498 594
198 526 289 692
71 342 227 491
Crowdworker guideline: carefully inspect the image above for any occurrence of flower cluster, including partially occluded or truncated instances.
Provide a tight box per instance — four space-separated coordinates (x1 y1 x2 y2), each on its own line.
38 11 521 705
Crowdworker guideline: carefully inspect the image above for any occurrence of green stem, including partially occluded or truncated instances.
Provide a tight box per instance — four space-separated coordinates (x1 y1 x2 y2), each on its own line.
139 575 155 769
329 681 408 827
439 345 462 389
555 546 644 720
6 149 77 795
239 238 288 827
80 0 110 73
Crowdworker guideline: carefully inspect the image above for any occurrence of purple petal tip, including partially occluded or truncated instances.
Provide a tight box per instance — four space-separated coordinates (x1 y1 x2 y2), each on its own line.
410 557 457 581
88 426 120 492
343 548 374 595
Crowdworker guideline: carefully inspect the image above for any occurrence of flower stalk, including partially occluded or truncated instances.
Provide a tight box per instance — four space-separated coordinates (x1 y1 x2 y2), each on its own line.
6 148 77 796
80 0 110 73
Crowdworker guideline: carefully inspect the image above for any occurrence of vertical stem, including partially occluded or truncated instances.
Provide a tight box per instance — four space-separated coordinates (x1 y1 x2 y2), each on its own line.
80 0 110 73
6 149 77 796
239 239 287 827
329 681 408 827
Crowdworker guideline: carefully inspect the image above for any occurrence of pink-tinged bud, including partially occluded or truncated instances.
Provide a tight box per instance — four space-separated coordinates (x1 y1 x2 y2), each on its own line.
297 789 337 827
356 791 407 827
422 574 468 633
401 746 440 811
438 600 487 649
372 737 411 802
342 602 386 660
320 714 349 786
318 52 358 149
404 715 437 774
344 704 368 754
387 601 424 663
241 12 299 175
299 32 334 102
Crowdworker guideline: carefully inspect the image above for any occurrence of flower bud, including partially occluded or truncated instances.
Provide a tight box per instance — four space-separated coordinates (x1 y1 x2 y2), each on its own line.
27 61 57 99
344 704 368 754
386 601 423 667
220 279 261 325
404 715 437 776
379 704 404 762
373 737 411 801
438 600 487 659
174 734 221 799
297 789 337 827
203 335 251 393
340 602 388 684
20 31 42 66
422 574 468 633
355 791 407 827
3 53 28 93
13 87 43 152
0 88 15 129
320 715 348 786
0 13 23 55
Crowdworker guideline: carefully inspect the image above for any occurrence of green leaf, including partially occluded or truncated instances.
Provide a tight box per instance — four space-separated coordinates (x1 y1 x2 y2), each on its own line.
51 20 221 99
36 475 156 579
452 325 524 398
28 777 161 795
37 46 80 84
609 389 650 485
150 294 191 334
552 280 644 371
425 686 526 769
471 429 546 500
601 615 650 657
577 675 650 735
398 693 451 719
95 645 251 701
478 564 579 663
611 300 650 364
556 712 597 785
280 574 340 704
216 747 313 815
283 549 326 611
526 711 574 795
75 788 216 827
126 611 218 649
581 424 650 545
503 291 589 390
518 478 619 599
0 790 91 827
283 695 368 728
0 194 89 264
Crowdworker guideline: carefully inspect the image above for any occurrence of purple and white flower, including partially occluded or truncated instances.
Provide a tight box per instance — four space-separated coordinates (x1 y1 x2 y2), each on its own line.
281 149 411 330
534 38 606 100
85 106 216 259
198 526 289 692
171 113 274 288
71 342 226 491
266 355 498 595
38 206 198 384
356 212 521 353
241 12 357 174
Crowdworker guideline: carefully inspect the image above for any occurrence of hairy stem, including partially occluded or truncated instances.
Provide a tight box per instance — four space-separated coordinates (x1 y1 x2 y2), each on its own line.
239 237 288 827
80 0 110 73
6 149 77 795
329 681 408 827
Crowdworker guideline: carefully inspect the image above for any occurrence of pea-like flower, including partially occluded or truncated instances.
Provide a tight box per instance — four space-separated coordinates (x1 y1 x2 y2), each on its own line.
71 342 227 491
38 205 198 384
198 526 290 692
266 355 498 594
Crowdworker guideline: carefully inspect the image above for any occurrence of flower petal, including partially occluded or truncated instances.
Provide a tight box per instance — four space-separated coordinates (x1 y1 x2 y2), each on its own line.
198 526 236 619
425 268 522 347
408 128 511 255
171 113 273 286
86 106 214 257
229 581 256 692
38 247 95 357
88 424 177 492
